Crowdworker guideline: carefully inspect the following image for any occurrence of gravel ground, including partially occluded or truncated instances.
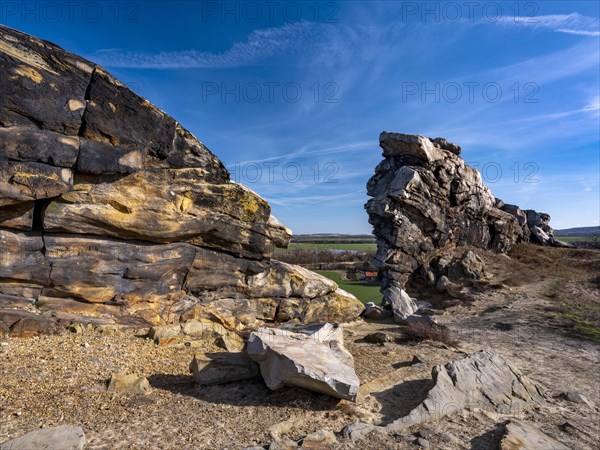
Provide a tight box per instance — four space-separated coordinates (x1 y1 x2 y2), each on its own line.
1 248 599 449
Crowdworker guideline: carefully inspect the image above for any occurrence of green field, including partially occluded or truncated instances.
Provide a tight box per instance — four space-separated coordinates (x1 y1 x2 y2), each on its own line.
554 235 598 243
276 242 377 252
316 270 382 305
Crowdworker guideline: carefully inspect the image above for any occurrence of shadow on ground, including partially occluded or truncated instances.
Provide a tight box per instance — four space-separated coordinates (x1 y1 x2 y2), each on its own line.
147 374 340 411
371 378 434 425
469 421 506 450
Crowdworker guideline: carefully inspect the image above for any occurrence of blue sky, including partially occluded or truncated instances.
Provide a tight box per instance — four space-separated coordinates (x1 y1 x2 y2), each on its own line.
3 1 599 233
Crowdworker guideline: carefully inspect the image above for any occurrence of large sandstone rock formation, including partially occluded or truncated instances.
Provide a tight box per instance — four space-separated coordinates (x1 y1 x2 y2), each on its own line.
366 132 564 310
0 25 363 333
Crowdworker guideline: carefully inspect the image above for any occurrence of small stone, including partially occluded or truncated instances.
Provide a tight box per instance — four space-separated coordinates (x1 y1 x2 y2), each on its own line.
416 428 435 438
82 342 89 348
341 423 378 441
364 332 391 344
67 323 84 334
404 314 438 325
415 301 432 309
415 437 430 448
558 421 577 434
362 305 392 320
436 276 452 292
440 433 458 443
107 374 151 395
558 391 595 409
298 430 338 448
94 324 123 336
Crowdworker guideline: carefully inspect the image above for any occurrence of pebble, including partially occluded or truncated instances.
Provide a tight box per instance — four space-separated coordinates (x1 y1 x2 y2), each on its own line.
558 392 595 409
416 428 436 438
364 332 391 344
441 432 459 443
415 437 430 448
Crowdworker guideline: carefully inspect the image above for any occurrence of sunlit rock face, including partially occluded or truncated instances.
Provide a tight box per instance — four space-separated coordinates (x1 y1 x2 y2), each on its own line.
0 24 363 334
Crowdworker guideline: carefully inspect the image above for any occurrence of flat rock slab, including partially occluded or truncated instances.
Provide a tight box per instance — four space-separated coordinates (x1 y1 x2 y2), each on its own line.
500 420 571 450
247 323 360 401
387 349 544 430
190 352 260 385
0 425 86 450
343 349 544 439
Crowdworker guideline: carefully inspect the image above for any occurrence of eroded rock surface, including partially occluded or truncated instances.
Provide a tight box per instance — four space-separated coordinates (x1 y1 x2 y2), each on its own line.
0 25 362 332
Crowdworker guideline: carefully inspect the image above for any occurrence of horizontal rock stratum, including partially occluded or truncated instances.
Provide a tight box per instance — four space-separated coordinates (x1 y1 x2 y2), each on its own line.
0 25 363 333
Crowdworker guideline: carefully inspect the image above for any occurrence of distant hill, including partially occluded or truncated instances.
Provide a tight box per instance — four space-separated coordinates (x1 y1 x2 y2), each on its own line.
293 234 376 243
554 226 600 236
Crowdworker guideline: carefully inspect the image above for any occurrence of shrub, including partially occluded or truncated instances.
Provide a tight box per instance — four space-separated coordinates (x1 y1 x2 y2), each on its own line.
401 322 459 347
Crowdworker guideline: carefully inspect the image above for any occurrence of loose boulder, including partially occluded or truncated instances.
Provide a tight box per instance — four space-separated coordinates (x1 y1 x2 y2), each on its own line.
247 323 360 401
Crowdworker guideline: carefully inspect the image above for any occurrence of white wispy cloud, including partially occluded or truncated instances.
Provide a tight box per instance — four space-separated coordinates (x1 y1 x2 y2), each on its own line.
89 21 329 69
558 29 600 37
232 141 373 166
496 13 600 36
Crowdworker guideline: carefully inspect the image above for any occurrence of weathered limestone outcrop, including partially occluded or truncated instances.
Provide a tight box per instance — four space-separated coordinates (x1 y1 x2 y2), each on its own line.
366 132 566 308
0 25 363 333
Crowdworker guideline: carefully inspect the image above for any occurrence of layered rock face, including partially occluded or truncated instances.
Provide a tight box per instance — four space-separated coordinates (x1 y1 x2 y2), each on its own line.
0 25 362 332
366 132 560 310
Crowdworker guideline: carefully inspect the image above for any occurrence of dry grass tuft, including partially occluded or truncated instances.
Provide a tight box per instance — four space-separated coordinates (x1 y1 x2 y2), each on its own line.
401 322 459 347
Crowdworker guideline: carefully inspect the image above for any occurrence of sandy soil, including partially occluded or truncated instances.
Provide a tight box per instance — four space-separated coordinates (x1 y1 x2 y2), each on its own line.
1 246 598 449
